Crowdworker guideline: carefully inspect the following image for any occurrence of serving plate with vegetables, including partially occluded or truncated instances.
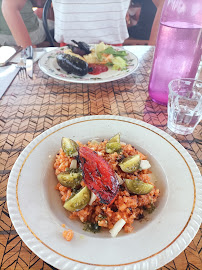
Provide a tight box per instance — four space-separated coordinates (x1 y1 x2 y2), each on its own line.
7 115 201 270
38 41 138 83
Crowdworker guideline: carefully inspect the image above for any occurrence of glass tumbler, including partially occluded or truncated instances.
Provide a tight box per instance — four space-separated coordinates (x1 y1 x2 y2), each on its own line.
167 78 202 135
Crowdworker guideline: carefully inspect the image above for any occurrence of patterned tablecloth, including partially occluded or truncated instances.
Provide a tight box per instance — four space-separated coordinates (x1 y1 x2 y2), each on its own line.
0 46 201 270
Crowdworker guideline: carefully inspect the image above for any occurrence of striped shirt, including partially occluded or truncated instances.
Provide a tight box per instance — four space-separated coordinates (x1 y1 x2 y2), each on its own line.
52 0 130 44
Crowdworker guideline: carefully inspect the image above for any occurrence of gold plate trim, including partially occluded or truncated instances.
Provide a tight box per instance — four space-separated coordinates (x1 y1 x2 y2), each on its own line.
16 118 196 267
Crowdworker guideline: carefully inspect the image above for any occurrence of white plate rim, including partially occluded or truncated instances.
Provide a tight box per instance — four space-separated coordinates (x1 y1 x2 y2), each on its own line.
7 115 202 270
38 46 138 84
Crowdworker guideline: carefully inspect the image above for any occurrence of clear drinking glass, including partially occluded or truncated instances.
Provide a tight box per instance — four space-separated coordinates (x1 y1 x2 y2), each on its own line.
167 78 202 135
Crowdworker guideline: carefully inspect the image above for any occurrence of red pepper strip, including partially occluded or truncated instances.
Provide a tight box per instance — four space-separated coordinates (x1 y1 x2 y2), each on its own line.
79 147 119 205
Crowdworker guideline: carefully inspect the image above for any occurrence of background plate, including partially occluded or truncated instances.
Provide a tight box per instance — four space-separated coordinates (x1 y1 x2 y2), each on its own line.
7 115 202 270
38 46 138 83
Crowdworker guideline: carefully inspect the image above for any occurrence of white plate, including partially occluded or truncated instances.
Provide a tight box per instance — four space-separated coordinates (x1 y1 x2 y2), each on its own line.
7 115 202 270
38 46 138 83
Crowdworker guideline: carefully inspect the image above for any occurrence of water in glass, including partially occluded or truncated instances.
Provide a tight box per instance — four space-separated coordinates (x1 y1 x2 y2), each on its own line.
167 79 202 135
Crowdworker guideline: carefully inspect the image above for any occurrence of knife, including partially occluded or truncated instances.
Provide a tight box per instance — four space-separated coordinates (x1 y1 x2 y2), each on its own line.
25 46 33 79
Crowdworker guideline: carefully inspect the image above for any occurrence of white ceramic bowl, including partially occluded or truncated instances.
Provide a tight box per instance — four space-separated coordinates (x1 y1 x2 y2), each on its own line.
7 115 202 270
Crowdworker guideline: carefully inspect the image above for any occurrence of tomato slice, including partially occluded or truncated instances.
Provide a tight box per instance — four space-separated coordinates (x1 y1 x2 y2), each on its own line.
79 147 119 204
88 64 108 75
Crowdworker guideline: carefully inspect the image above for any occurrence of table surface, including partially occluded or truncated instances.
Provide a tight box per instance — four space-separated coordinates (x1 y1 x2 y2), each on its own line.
0 46 201 270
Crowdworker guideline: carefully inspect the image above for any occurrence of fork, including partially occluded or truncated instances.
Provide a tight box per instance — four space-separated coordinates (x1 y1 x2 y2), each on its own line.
17 50 27 80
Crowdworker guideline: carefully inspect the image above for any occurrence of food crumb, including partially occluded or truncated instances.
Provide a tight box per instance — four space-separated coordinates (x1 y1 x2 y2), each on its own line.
61 224 65 228
48 155 52 158
63 229 74 241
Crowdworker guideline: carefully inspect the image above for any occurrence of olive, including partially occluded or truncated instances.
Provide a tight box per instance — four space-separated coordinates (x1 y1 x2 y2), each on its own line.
63 186 91 212
125 178 154 195
119 155 140 173
57 168 82 188
61 137 78 157
106 133 121 154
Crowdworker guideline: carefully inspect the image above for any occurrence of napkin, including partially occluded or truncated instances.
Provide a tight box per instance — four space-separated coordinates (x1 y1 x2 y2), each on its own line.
0 64 19 98
0 47 56 99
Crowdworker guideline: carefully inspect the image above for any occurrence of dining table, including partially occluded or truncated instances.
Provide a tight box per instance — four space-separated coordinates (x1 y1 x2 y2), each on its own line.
0 45 201 270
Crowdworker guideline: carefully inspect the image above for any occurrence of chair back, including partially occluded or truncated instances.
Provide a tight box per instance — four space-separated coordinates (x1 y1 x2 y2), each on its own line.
42 0 55 46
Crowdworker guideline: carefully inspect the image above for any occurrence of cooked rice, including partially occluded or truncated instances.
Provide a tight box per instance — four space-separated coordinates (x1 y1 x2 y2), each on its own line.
54 140 160 233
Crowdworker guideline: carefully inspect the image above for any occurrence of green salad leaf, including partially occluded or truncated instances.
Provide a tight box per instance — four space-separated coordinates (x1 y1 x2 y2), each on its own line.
101 47 127 57
112 56 127 70
105 62 113 67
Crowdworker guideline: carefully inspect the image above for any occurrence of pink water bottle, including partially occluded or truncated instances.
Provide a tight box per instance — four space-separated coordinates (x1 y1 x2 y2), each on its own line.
148 0 202 105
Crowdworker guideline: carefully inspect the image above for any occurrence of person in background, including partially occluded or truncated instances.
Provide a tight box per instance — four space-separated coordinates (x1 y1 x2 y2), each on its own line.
128 0 164 45
2 0 131 48
52 0 130 46
126 2 141 28
127 0 157 40
1 0 54 47
128 0 156 40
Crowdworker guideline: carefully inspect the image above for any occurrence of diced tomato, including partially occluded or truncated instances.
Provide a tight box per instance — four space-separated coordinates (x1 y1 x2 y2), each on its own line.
88 64 108 75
